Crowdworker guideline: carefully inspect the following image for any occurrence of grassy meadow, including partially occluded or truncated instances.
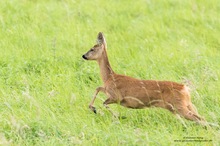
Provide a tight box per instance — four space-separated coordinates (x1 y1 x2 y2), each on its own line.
0 0 220 145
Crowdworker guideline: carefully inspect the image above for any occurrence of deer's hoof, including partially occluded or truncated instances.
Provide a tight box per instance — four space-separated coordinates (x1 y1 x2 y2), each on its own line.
93 108 97 114
89 106 97 114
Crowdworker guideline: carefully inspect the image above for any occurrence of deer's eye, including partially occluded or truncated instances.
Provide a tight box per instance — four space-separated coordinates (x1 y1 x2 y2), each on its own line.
91 48 95 51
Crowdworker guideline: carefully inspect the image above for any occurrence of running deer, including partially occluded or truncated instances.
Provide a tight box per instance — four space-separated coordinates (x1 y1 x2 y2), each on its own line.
82 32 205 125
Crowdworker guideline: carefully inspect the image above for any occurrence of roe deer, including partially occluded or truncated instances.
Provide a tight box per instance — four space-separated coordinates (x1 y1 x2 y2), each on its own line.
82 32 206 125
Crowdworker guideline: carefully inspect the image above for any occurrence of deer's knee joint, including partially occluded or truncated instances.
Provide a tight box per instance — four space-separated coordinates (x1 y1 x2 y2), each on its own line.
103 98 116 105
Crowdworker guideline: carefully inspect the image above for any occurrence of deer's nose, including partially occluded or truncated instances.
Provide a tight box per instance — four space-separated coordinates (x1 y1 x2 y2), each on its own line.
82 55 88 60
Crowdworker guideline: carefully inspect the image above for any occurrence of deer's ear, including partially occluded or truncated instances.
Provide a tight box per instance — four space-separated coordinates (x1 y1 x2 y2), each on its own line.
97 32 107 49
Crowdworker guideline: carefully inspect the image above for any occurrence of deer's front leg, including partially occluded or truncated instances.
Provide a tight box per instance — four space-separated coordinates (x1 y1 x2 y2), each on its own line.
89 87 105 114
103 93 120 118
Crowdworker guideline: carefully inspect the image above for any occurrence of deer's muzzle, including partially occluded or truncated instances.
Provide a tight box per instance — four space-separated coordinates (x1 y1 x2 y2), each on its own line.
82 55 88 60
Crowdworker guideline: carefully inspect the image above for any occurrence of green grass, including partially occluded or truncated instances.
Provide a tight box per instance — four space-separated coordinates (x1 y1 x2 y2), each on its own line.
0 0 220 145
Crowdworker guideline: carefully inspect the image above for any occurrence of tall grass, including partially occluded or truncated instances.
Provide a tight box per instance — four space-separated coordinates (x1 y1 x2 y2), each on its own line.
0 0 220 145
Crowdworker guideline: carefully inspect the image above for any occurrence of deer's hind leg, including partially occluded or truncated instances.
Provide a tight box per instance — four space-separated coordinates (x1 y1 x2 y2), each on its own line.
102 98 119 118
177 106 203 123
102 91 121 118
187 103 203 119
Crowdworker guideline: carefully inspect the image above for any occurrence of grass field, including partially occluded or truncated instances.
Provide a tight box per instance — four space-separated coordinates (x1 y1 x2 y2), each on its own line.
0 0 220 145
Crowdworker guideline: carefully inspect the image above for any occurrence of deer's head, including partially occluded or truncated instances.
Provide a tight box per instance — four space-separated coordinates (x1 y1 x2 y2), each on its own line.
82 32 107 60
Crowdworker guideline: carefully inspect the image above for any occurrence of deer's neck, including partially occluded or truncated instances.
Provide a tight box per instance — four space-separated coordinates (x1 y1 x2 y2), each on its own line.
97 49 114 83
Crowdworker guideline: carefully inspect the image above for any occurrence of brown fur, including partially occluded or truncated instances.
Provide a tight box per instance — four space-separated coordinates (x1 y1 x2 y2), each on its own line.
82 32 205 124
